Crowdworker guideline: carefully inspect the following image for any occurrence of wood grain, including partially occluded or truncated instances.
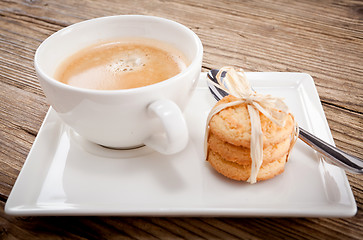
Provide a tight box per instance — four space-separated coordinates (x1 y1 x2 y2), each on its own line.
0 0 362 239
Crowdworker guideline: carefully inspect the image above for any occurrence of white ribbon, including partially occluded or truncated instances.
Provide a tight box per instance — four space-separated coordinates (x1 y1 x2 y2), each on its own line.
205 67 298 183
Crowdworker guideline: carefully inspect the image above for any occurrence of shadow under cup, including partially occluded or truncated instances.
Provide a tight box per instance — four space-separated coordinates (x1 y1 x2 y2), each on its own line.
35 15 203 153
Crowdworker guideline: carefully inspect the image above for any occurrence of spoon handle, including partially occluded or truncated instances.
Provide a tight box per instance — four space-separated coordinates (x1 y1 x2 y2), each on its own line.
298 127 362 173
207 69 363 174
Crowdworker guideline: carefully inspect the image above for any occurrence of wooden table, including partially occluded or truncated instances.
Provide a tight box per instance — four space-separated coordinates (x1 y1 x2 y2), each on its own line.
1 0 362 239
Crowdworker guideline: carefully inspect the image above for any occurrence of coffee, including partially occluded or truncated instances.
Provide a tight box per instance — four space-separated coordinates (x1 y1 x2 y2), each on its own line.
54 38 189 90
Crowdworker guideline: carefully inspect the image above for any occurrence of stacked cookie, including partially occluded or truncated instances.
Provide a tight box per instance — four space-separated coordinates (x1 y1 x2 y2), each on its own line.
206 95 295 182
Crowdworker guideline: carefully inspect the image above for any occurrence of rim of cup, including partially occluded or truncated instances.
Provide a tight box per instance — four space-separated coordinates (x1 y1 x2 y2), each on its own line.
34 15 203 95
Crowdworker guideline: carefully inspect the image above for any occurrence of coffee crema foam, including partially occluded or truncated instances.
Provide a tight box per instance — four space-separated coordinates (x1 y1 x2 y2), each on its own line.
54 38 190 90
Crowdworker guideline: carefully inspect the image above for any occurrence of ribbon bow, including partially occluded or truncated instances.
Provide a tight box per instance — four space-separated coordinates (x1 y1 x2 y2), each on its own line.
205 67 298 184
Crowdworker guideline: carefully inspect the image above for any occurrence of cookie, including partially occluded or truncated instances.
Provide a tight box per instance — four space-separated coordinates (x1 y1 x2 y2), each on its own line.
207 150 287 182
209 95 294 148
208 132 291 165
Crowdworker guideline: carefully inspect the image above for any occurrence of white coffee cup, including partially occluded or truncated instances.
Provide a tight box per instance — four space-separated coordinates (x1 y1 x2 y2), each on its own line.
35 15 203 154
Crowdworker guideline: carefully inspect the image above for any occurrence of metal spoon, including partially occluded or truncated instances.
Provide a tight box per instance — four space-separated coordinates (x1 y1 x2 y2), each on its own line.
207 69 363 174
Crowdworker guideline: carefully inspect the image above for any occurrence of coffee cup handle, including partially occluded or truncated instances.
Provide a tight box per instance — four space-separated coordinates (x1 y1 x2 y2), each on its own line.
144 99 189 155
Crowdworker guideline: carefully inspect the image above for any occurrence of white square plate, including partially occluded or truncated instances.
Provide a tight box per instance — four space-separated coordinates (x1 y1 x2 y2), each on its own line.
5 72 357 216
